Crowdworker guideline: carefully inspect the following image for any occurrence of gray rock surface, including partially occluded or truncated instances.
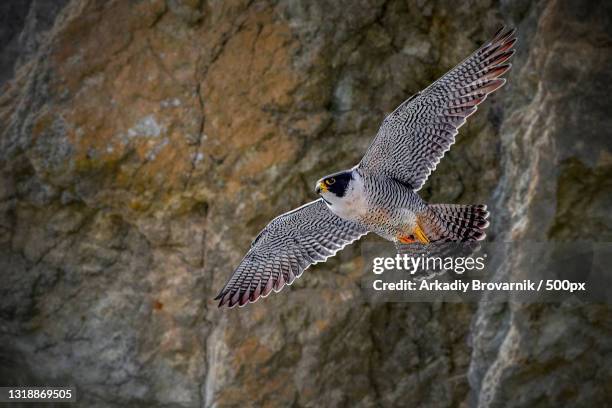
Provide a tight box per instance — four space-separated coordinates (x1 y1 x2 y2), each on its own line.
0 0 610 407
469 1 612 407
0 0 69 86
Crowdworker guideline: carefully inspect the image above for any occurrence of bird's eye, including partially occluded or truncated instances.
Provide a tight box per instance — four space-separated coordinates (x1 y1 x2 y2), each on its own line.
326 178 336 185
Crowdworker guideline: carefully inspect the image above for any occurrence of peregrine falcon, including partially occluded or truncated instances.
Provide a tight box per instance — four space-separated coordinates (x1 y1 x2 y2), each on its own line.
215 27 516 307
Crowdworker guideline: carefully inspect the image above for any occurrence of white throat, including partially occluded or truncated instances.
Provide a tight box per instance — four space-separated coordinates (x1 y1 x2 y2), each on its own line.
322 170 367 221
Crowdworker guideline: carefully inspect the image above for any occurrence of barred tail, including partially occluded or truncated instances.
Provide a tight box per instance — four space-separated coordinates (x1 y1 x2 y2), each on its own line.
419 204 490 242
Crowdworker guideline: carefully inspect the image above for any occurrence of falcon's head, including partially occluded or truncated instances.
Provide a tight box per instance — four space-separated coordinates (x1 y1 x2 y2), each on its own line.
315 170 356 206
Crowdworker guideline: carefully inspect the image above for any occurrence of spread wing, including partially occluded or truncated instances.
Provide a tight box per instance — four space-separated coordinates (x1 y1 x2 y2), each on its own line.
215 199 369 307
359 27 517 190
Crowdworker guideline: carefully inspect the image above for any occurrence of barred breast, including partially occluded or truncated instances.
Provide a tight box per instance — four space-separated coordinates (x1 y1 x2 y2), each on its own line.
359 173 427 241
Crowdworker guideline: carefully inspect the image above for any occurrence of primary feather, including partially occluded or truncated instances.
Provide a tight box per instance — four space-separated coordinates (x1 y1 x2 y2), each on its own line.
359 27 516 190
215 199 368 307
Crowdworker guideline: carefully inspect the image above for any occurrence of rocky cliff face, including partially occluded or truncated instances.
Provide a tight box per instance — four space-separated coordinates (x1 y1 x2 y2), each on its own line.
0 0 610 407
469 1 612 406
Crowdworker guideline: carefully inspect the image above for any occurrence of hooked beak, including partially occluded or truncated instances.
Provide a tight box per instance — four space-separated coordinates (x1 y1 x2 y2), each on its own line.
315 181 327 195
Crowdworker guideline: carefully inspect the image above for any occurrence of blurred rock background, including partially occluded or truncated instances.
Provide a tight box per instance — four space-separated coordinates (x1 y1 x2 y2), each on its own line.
0 0 610 407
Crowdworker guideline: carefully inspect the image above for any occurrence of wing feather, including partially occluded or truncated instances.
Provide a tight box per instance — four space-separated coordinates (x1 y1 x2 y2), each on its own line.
359 27 517 190
215 199 369 307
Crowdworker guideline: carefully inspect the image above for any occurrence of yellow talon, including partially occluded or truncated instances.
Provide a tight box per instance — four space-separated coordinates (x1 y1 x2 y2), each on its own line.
414 224 430 244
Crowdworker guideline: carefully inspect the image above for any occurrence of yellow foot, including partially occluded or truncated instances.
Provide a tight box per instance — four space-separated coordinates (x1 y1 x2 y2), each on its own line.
414 224 430 244
398 225 430 244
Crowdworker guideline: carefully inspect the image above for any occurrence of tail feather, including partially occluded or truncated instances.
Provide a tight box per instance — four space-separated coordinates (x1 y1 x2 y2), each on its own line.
419 204 490 242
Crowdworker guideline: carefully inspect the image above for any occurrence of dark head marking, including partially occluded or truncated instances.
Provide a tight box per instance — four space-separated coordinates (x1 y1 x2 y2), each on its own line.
323 171 352 197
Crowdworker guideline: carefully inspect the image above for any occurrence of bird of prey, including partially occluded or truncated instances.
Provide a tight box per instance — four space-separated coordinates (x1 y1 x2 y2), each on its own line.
215 27 516 307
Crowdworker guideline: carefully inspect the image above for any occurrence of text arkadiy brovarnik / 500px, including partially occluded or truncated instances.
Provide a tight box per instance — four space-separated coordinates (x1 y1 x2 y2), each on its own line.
371 279 587 293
